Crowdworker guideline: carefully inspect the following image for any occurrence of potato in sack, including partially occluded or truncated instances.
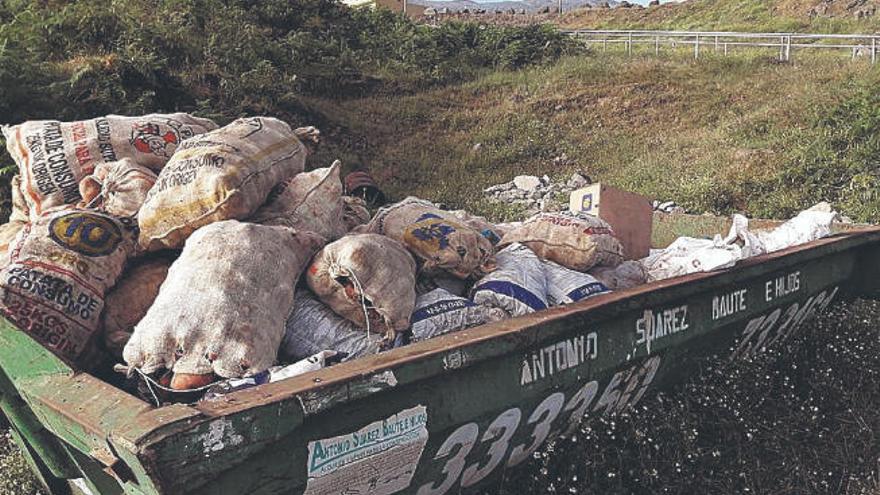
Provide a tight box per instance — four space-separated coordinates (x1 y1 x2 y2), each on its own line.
306 233 416 341
123 220 325 389
138 117 314 251
341 195 371 232
499 212 624 272
102 256 173 358
2 113 217 218
77 158 158 218
253 160 345 241
363 197 496 279
0 208 136 367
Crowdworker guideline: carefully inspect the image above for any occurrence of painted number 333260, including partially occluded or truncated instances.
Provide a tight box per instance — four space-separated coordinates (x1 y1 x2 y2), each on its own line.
416 356 662 495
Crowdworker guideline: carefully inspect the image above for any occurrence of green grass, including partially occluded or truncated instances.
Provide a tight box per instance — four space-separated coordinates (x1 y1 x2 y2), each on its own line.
560 0 880 33
309 49 880 223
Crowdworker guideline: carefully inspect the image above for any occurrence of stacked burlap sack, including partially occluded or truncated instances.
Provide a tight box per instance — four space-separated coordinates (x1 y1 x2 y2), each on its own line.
0 112 639 403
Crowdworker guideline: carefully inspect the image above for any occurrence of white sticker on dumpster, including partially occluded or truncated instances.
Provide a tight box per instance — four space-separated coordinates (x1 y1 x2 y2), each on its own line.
304 404 429 495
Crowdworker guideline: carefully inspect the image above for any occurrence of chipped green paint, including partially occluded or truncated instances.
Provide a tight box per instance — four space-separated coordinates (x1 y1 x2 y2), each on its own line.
0 224 878 495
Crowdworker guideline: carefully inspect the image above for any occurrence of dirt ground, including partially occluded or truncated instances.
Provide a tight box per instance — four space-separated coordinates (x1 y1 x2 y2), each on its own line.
1 300 878 494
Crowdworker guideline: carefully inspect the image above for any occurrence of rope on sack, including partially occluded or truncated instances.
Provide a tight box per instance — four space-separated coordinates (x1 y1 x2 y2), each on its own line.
328 258 373 341
113 364 218 407
347 269 372 341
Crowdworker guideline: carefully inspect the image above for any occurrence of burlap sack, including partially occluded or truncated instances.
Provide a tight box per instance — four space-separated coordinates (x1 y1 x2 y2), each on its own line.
280 290 383 362
9 175 29 223
448 209 505 246
78 159 157 218
102 257 172 358
253 161 344 241
138 117 311 251
499 212 624 271
306 233 416 340
411 288 507 341
2 114 217 218
0 209 135 367
363 197 496 279
0 221 26 267
543 260 610 306
123 220 324 379
589 261 647 290
342 196 371 232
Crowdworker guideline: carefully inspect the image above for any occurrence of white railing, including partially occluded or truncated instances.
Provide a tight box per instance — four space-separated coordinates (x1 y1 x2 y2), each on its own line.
563 30 879 63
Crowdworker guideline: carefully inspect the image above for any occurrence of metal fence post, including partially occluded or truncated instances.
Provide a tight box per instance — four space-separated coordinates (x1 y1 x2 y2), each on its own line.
715 35 719 52
628 32 633 56
724 42 728 55
785 36 791 61
695 35 700 59
869 37 876 63
779 36 785 61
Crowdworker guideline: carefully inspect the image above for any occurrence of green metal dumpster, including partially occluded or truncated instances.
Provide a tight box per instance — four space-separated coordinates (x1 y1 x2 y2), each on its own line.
1 213 879 495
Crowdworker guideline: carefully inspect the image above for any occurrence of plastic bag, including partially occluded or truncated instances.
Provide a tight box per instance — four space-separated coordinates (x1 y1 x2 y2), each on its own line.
472 243 548 317
202 351 342 401
641 235 743 281
280 290 384 362
411 288 507 341
730 209 838 257
543 261 610 305
589 261 648 290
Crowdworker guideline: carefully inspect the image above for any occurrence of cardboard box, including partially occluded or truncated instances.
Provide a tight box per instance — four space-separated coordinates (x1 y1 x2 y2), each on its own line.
569 183 652 260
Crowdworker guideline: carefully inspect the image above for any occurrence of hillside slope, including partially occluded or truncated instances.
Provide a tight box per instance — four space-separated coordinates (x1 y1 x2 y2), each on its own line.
310 51 880 223
560 0 880 32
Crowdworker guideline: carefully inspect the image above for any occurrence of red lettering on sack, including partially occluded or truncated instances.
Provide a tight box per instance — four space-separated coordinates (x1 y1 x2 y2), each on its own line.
71 121 87 143
75 144 93 171
583 227 615 236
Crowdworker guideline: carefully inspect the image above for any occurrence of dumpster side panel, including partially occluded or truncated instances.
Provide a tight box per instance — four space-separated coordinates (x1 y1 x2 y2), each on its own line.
154 238 860 495
0 230 875 495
